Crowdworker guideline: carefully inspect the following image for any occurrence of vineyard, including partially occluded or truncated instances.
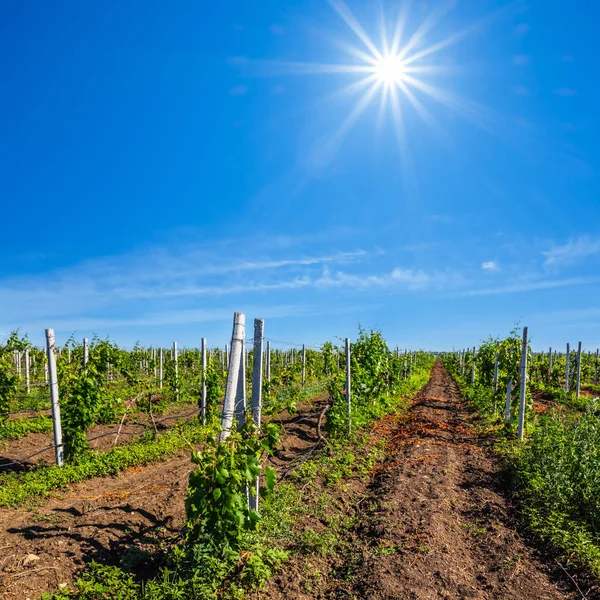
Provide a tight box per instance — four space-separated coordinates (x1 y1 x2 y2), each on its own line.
0 317 599 598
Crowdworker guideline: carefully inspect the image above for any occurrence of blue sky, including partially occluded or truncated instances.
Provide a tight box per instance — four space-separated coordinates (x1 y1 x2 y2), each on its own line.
1 0 599 351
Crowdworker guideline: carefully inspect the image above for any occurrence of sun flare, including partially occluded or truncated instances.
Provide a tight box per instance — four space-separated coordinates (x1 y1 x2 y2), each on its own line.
373 55 406 85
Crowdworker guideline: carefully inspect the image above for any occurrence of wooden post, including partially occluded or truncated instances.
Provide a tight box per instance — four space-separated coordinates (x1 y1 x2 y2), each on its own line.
595 349 599 386
565 343 570 392
225 344 229 371
159 348 163 389
249 319 264 512
345 338 351 435
505 378 513 424
302 344 306 386
471 346 476 383
25 349 30 394
517 327 529 441
576 341 582 400
548 346 553 382
201 338 207 425
45 329 64 466
220 312 245 442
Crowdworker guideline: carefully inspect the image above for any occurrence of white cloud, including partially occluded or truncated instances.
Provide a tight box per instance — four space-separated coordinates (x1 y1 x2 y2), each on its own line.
481 261 498 271
543 235 600 268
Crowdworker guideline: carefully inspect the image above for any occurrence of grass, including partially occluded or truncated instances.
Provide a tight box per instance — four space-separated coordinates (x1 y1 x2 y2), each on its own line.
0 414 53 440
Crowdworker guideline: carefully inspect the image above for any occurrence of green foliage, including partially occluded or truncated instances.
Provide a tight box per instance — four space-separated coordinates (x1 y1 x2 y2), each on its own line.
326 329 434 437
512 403 600 574
0 414 52 440
0 417 213 507
185 423 279 552
42 561 140 599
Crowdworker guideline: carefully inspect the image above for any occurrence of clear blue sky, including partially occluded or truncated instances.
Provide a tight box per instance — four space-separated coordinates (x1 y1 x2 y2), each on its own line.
1 0 598 351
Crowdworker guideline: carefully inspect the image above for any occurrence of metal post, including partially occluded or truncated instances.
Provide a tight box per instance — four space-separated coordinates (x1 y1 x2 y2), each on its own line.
493 352 499 391
345 338 351 435
565 343 570 392
505 378 513 424
249 319 264 512
220 312 245 442
45 329 64 466
201 338 207 425
517 327 529 441
25 349 30 394
159 348 163 389
173 341 179 400
83 338 89 369
302 344 306 386
576 341 582 400
266 340 271 381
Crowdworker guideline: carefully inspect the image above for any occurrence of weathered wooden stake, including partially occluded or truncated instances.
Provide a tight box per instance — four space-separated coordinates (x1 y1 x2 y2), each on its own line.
46 329 64 466
471 346 476 383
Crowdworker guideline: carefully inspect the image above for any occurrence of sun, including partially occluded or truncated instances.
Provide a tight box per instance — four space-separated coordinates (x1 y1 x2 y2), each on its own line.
245 0 497 170
373 54 406 85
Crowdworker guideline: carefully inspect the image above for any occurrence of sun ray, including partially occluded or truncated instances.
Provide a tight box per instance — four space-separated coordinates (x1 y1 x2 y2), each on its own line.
389 2 409 56
335 41 380 67
314 80 383 168
326 0 383 60
377 1 390 56
251 60 375 76
397 1 456 61
397 80 436 128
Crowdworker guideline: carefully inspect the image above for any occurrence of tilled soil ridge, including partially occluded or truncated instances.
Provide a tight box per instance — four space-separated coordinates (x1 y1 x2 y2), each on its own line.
266 362 582 600
350 362 574 600
0 397 327 599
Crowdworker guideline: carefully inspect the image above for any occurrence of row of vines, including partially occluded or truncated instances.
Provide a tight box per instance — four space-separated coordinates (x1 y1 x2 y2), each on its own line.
0 326 434 599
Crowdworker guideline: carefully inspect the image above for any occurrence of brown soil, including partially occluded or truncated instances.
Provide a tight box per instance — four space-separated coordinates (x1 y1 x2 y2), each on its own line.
265 363 592 600
0 401 200 470
0 396 327 599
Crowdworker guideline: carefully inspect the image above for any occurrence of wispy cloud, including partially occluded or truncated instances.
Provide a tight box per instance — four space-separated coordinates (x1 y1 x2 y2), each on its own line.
455 276 600 297
543 236 600 268
481 261 498 271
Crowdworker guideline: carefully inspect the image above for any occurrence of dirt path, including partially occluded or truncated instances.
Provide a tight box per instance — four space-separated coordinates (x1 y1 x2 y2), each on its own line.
0 396 327 599
266 363 587 600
